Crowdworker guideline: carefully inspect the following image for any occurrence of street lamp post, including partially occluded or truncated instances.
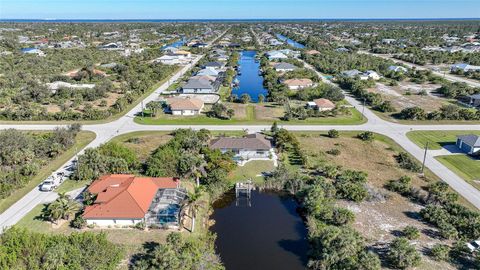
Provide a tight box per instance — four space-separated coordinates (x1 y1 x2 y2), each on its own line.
421 141 429 175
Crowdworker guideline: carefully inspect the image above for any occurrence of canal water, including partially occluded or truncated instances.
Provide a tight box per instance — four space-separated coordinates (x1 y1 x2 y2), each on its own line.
276 34 306 49
232 50 268 102
210 190 308 270
162 37 186 49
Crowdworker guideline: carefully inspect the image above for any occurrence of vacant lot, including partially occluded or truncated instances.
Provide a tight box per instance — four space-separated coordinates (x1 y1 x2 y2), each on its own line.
296 132 459 269
370 81 447 112
407 130 480 150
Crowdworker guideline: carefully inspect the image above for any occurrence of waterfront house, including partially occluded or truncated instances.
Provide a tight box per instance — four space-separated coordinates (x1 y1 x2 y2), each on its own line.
203 61 225 70
196 67 220 77
284 78 314 90
307 98 336 111
182 78 215 94
273 62 297 72
456 135 480 155
210 133 275 163
266 51 288 60
166 97 204 116
83 174 185 228
21 48 45 56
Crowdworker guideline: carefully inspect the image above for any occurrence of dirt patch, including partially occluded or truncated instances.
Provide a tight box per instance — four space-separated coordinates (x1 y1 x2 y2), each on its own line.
370 82 447 112
225 102 247 119
254 103 285 120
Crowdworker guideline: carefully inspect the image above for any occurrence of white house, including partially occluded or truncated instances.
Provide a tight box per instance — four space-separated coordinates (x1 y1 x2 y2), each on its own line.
266 51 288 60
182 78 215 94
210 133 275 163
451 63 480 72
154 55 183 65
83 174 184 228
166 97 204 116
273 62 297 72
284 78 315 90
365 70 381 80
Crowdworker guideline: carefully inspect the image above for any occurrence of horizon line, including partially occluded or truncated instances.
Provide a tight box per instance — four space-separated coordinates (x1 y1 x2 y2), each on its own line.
1 17 480 22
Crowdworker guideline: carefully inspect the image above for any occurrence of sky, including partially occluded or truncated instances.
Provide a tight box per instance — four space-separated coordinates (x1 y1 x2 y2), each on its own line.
0 0 479 20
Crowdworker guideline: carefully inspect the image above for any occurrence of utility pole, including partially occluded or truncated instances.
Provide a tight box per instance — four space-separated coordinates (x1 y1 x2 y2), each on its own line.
421 141 429 175
141 101 144 118
362 98 366 119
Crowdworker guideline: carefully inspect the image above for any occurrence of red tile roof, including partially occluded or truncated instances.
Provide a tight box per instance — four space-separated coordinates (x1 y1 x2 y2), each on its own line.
83 174 179 219
313 98 335 109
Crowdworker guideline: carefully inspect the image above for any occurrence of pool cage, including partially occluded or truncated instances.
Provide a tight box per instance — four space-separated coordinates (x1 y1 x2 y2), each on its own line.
145 188 187 228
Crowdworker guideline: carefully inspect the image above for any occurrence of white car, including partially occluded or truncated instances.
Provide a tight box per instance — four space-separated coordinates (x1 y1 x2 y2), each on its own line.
40 177 57 192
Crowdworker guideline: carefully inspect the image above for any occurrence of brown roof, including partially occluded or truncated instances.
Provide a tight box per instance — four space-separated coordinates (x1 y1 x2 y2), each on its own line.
167 97 204 111
83 174 179 219
210 133 272 150
313 98 335 108
284 78 313 87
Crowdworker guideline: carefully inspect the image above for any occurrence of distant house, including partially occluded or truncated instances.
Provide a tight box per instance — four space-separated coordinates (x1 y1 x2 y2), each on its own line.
335 47 349 52
191 42 208 48
182 78 215 94
21 48 45 56
388 65 408 73
266 51 288 60
196 67 220 77
307 98 336 111
451 63 480 72
382 38 397 44
365 70 381 80
166 97 204 116
273 62 297 72
203 61 224 69
154 55 183 65
341 69 379 80
83 174 185 227
284 78 314 90
456 135 480 155
210 133 274 163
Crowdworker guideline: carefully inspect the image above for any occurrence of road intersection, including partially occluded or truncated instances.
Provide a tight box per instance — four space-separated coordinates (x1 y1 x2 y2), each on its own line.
1 35 480 232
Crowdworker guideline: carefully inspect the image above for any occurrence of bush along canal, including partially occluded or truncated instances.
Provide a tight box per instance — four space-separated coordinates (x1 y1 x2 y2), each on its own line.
210 189 308 270
232 50 268 102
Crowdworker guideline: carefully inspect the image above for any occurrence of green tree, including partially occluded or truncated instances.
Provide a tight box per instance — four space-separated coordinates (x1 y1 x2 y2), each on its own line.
328 129 339 138
387 237 421 269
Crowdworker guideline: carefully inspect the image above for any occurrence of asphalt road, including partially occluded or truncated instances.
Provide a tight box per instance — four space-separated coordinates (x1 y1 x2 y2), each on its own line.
1 36 480 232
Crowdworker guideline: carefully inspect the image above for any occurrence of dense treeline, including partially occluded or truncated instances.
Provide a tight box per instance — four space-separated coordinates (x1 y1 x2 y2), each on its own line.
0 125 81 199
0 227 123 270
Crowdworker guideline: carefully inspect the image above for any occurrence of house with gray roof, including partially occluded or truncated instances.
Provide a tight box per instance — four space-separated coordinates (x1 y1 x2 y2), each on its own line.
456 134 480 155
182 78 214 94
210 133 275 163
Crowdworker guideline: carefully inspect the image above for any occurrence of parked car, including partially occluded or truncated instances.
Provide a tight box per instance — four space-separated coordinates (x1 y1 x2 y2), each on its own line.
467 240 480 252
40 177 57 192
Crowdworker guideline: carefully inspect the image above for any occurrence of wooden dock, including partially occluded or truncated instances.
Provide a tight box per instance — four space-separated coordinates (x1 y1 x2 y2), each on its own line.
235 180 254 198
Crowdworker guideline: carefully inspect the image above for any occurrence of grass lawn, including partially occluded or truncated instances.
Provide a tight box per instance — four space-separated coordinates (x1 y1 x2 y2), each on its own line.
436 155 480 190
407 130 480 150
227 160 275 184
0 131 96 214
135 106 365 125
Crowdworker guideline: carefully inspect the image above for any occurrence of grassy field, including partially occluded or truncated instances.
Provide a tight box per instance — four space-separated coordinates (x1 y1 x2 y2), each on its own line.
407 130 480 150
135 106 365 125
227 160 275 184
436 155 480 190
0 131 96 214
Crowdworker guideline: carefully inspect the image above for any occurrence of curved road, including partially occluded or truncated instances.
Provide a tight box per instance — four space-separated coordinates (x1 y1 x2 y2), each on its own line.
1 37 480 231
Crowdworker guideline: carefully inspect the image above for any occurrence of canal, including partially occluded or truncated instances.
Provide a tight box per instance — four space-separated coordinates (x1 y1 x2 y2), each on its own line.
276 33 306 49
210 190 309 270
232 50 268 102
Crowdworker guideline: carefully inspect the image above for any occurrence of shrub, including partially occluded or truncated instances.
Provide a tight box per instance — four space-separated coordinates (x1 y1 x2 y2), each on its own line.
71 215 87 229
357 131 374 142
328 129 340 138
386 176 413 196
402 226 420 240
387 237 421 269
430 244 451 261
326 148 341 156
395 152 421 172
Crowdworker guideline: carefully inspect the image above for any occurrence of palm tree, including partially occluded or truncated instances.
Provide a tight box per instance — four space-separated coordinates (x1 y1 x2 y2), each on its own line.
46 193 81 224
185 187 203 232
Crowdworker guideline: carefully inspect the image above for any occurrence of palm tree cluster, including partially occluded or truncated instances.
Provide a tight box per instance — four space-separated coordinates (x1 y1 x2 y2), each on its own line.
45 193 82 224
